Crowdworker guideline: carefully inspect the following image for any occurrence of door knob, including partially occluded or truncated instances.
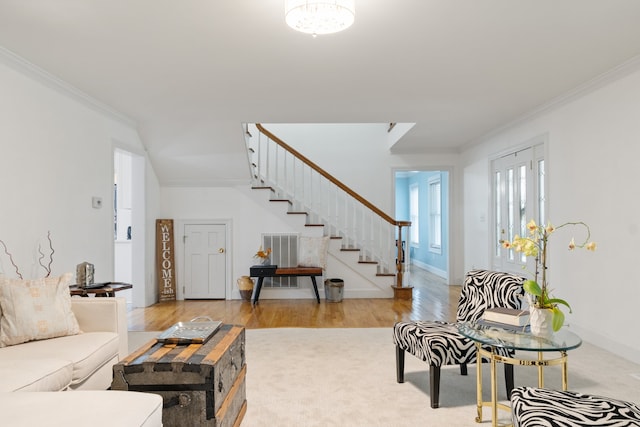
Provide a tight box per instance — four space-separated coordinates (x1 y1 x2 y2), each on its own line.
219 248 225 253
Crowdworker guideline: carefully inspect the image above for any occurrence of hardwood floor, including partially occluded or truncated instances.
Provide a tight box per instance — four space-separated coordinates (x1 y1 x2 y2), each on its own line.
127 266 461 331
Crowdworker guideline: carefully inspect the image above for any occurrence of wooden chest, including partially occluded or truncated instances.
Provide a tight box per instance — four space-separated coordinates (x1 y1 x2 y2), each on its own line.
112 324 246 427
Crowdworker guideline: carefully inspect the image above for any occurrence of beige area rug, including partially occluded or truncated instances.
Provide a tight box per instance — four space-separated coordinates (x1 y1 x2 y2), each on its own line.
128 328 640 427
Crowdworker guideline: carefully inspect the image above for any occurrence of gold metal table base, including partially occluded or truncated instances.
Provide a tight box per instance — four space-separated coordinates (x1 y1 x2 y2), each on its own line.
474 343 569 427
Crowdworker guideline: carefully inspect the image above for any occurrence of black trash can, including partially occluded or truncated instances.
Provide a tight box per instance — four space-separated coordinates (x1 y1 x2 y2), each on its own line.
324 278 344 302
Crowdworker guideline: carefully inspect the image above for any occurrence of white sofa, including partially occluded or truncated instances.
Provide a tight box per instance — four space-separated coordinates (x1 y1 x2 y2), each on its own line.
0 297 127 392
1 390 163 427
0 297 163 426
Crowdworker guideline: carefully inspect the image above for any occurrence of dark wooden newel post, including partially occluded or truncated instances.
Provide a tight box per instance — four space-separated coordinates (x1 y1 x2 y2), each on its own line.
392 221 413 300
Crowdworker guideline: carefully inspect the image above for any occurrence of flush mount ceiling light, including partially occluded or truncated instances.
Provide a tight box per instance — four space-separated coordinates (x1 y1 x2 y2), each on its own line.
285 0 355 36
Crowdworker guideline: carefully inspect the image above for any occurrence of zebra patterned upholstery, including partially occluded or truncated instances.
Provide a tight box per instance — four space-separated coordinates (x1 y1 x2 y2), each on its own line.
393 269 525 408
511 387 640 426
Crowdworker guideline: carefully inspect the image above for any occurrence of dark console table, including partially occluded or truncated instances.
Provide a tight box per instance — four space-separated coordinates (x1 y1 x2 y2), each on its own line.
249 266 323 304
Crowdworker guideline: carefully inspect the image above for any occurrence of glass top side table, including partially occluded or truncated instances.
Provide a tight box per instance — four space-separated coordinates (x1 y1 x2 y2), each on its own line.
457 322 582 427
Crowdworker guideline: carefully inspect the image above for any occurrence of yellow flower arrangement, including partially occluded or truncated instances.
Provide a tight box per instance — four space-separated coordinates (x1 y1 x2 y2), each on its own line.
254 246 272 261
502 219 596 331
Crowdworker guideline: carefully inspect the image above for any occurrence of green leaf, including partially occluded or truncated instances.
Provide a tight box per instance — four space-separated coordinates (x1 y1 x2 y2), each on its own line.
523 280 542 297
551 307 565 331
547 298 572 312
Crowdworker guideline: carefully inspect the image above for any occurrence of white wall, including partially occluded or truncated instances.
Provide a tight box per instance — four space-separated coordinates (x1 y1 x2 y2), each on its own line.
461 64 640 363
0 52 160 307
264 124 395 212
160 186 301 300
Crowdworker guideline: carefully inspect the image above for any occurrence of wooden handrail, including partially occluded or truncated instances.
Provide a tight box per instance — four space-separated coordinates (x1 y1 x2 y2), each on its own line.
256 124 408 227
254 123 412 293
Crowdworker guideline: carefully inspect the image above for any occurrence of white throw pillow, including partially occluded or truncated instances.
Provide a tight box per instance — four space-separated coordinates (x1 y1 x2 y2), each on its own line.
298 236 330 269
0 272 80 347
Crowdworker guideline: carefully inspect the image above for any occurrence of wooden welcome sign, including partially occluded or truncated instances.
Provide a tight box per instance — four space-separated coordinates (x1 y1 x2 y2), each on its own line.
156 219 176 301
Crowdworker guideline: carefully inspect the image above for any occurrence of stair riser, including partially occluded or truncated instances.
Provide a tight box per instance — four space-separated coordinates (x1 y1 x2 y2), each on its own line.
247 186 395 298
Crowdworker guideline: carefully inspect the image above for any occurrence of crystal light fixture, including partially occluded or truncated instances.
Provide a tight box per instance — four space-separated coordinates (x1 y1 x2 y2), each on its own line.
285 0 355 36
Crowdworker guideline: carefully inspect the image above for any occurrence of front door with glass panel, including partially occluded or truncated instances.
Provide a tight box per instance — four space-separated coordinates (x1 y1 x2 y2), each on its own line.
492 146 545 274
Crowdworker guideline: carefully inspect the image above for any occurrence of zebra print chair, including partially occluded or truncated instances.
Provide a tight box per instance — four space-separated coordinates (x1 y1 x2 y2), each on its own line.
393 269 525 408
511 387 640 426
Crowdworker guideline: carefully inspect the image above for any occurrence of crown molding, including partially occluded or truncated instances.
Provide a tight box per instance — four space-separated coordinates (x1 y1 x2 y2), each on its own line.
0 46 137 128
462 53 640 151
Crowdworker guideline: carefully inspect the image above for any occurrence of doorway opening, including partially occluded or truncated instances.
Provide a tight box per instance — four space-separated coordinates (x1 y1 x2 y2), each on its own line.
395 169 450 284
113 148 145 307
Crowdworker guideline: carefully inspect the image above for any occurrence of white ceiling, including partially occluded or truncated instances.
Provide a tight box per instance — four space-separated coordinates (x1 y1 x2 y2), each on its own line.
1 0 640 185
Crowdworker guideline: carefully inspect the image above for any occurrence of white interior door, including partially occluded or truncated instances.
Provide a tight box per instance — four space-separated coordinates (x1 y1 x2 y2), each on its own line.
184 223 227 299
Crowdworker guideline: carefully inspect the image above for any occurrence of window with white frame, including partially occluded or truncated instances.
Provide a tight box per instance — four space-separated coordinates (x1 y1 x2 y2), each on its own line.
409 184 419 246
428 176 442 253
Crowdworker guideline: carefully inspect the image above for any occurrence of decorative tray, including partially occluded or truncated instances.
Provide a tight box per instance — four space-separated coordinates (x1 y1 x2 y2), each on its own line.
80 282 109 289
157 317 222 345
73 281 129 289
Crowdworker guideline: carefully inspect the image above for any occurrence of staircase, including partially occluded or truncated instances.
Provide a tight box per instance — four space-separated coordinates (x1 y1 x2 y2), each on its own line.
243 123 411 298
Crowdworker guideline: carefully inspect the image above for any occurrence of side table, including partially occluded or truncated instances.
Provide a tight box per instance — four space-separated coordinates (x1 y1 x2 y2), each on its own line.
457 322 582 427
69 282 132 297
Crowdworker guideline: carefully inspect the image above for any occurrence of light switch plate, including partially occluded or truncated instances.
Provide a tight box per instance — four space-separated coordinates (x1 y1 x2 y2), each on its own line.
92 196 103 209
